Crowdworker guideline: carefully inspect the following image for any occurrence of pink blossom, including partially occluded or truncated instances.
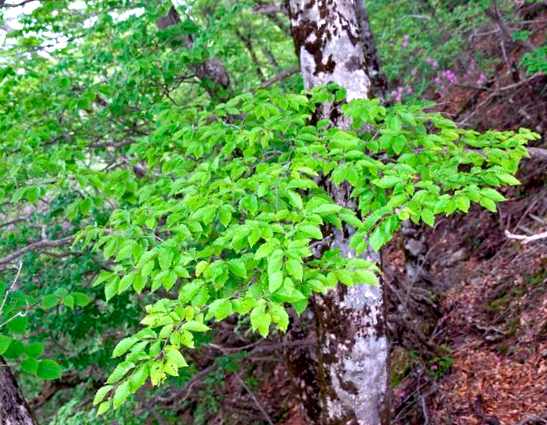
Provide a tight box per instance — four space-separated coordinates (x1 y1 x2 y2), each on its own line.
426 57 438 68
441 70 458 84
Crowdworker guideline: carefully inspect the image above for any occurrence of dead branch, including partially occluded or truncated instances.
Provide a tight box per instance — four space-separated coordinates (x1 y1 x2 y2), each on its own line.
505 229 547 244
0 236 74 271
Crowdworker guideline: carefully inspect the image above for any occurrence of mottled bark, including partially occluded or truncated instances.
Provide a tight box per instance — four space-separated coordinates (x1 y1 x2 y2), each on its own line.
287 1 389 424
288 0 372 100
0 358 36 425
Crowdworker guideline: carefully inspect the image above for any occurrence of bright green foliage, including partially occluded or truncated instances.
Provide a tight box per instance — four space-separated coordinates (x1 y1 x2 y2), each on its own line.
522 45 547 74
77 86 534 411
0 0 539 419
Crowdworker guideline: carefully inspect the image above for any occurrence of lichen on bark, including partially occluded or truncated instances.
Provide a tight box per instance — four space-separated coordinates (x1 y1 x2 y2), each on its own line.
287 1 390 424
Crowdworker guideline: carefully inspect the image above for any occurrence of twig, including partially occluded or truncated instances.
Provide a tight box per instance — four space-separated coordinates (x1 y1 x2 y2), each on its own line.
0 216 29 228
0 236 74 271
0 261 22 315
0 311 25 330
234 374 274 425
420 395 429 425
211 344 274 425
253 3 285 15
0 0 36 8
505 229 547 244
259 67 299 89
514 413 547 425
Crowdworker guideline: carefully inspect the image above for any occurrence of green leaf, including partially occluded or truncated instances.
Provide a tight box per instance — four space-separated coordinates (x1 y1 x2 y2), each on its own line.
97 400 111 416
158 249 174 271
195 261 209 277
165 346 188 369
21 357 39 375
268 250 284 276
219 205 233 226
354 269 379 285
37 359 63 380
183 321 210 333
141 260 155 278
113 381 131 409
113 337 139 358
421 208 435 227
250 305 271 337
0 335 12 355
496 173 520 185
41 294 59 310
207 298 233 321
107 361 135 384
255 241 276 260
3 340 23 359
270 303 289 332
336 270 354 286
297 224 322 240
63 294 75 309
105 279 119 301
287 190 303 209
228 259 247 278
7 316 28 334
93 385 113 406
373 175 401 188
268 271 284 293
286 259 303 282
481 188 505 202
369 227 387 251
479 197 497 212
313 204 342 215
25 342 44 358
73 292 92 307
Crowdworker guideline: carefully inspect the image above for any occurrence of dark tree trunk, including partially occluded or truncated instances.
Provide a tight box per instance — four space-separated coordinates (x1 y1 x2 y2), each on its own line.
0 358 36 425
287 1 390 424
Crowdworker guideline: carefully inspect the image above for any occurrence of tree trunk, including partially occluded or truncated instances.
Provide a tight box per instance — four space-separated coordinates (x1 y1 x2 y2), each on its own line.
0 358 36 425
287 1 390 424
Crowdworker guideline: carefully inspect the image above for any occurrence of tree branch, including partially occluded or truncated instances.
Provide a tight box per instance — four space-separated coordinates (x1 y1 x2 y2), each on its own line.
0 0 37 8
505 229 547 244
0 236 74 271
259 67 299 88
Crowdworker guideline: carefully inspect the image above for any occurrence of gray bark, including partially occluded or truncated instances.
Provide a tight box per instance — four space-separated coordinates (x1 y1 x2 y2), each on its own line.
287 1 389 424
0 358 36 425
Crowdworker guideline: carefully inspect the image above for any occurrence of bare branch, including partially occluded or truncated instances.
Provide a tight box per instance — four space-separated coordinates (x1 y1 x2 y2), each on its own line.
505 229 547 244
0 236 74 271
0 0 37 8
259 67 299 89
0 262 22 316
253 3 286 15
